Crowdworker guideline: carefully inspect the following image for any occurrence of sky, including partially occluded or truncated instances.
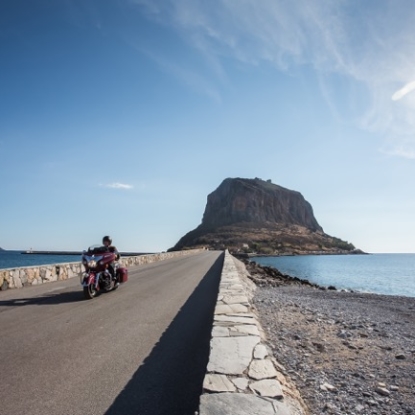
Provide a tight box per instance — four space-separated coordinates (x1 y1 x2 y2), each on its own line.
1 0 415 253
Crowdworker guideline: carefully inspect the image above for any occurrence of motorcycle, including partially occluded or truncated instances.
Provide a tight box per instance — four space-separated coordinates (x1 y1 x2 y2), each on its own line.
81 244 128 300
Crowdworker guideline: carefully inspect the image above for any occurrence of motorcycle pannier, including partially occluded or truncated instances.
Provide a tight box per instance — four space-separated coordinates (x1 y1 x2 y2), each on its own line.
117 267 128 283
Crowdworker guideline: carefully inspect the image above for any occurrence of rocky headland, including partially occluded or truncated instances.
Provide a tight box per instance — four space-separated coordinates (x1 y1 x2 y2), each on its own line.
247 261 415 415
171 177 360 255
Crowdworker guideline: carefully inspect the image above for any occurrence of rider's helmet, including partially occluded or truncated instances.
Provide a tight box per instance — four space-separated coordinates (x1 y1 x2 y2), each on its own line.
102 235 112 245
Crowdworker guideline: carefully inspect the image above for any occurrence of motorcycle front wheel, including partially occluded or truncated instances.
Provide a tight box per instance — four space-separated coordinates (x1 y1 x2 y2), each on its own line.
83 284 97 300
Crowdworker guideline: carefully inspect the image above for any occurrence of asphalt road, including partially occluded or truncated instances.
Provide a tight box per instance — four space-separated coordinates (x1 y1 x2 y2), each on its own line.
0 251 223 415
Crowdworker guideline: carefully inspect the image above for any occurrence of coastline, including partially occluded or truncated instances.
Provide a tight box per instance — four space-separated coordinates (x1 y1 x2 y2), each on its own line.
233 249 368 260
244 253 415 298
247 261 415 414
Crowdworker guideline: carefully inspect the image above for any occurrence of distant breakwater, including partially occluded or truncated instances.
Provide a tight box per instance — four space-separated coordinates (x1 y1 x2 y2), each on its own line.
21 250 151 256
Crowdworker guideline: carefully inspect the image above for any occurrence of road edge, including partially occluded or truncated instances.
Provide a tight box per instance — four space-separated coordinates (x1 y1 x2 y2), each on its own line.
198 250 308 415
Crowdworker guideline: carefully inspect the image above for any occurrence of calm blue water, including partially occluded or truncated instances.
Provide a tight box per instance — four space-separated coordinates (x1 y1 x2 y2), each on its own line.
251 254 415 298
0 251 81 270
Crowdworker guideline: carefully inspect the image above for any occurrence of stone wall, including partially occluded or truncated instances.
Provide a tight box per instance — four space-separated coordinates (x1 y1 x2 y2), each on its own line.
0 249 205 291
198 251 307 415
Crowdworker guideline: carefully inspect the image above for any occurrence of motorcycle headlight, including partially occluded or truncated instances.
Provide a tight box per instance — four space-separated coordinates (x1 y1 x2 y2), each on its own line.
88 260 97 268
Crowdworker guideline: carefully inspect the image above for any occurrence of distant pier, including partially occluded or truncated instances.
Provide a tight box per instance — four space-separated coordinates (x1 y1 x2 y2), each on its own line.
22 251 151 256
22 250 81 255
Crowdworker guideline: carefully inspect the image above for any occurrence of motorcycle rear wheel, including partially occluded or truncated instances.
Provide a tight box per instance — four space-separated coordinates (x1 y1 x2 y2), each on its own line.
83 285 97 300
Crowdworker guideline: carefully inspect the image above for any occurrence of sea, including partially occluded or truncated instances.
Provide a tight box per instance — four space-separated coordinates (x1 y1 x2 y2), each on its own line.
251 253 415 298
2 251 415 298
0 250 81 270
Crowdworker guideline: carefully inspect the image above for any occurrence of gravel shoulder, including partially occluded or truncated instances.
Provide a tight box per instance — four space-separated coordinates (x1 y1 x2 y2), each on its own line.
245 260 415 415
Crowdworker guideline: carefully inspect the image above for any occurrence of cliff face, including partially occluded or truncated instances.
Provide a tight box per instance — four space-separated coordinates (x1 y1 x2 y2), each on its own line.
171 177 356 254
201 178 323 231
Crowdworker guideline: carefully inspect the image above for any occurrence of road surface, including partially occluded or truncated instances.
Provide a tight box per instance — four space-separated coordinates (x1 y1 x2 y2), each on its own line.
0 251 223 415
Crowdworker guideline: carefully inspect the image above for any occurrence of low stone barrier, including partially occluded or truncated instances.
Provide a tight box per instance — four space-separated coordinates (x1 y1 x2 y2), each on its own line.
0 249 205 291
198 251 307 415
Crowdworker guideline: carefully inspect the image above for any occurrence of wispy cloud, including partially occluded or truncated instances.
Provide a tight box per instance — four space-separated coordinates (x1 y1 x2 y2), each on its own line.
127 0 223 102
380 145 415 160
139 46 222 103
102 182 134 190
134 0 415 158
392 81 415 101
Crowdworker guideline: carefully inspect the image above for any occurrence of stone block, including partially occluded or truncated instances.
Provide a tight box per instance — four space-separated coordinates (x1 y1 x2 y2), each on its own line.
26 268 35 283
214 315 255 325
212 326 229 337
13 272 23 288
229 325 260 337
248 359 278 380
203 374 236 392
254 344 269 359
19 269 29 285
249 379 284 398
222 295 249 305
232 377 249 391
207 336 260 375
199 393 276 415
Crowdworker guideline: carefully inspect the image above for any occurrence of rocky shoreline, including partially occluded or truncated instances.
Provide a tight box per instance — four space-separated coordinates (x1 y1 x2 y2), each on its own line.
245 261 415 415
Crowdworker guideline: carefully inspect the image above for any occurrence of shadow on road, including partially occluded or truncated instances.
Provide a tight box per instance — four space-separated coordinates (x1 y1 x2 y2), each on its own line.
104 252 224 415
0 290 83 307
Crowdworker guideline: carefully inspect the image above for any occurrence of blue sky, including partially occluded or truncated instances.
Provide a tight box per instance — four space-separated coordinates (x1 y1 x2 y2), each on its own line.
1 0 415 253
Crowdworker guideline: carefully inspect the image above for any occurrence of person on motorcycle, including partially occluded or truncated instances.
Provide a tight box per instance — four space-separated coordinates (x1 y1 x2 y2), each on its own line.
102 236 119 280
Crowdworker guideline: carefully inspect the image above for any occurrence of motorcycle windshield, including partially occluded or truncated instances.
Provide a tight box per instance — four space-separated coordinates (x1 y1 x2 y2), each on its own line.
86 244 108 254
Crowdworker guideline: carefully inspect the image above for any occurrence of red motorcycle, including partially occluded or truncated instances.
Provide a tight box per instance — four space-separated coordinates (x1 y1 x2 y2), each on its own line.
81 244 128 300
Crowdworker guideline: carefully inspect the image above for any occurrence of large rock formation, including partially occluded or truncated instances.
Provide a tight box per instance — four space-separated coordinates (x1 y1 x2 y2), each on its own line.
171 177 357 254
